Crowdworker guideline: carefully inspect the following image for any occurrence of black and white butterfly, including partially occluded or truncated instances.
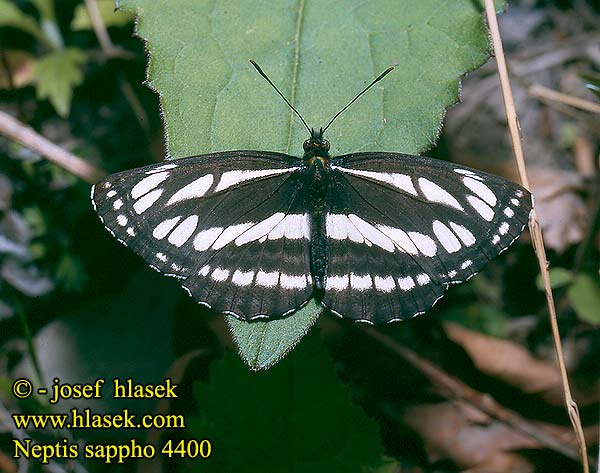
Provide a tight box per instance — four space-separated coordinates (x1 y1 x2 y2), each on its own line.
92 61 533 325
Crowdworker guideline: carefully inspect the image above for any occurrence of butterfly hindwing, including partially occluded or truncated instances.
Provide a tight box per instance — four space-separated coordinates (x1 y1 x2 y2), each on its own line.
322 152 532 324
92 151 313 320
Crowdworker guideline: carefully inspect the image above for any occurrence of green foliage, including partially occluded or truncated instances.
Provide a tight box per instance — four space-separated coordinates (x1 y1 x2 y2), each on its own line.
188 331 387 472
537 268 600 324
441 303 509 337
71 0 135 30
33 48 87 117
0 0 91 115
535 267 574 289
567 273 600 324
118 0 500 368
225 300 321 370
0 0 45 41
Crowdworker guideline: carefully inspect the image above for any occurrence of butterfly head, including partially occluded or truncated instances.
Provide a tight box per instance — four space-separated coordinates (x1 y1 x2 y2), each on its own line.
303 127 330 159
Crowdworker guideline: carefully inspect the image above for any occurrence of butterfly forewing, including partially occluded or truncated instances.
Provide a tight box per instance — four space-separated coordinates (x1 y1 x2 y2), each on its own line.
323 152 532 324
92 151 313 319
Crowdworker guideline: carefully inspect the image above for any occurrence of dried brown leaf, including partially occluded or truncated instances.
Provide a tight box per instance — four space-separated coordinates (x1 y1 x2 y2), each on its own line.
445 322 563 401
403 401 537 472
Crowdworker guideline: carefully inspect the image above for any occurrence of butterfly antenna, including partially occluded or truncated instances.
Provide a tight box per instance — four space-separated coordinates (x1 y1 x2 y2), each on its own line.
322 66 395 134
249 60 311 134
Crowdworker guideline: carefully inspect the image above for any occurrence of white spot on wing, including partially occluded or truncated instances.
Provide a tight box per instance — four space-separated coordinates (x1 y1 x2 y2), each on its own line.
467 195 494 221
268 214 309 240
449 222 476 247
133 188 163 214
126 227 135 236
107 190 117 198
463 177 497 206
499 222 510 235
280 273 307 289
167 174 214 205
334 167 418 195
350 273 372 290
117 215 128 226
326 275 349 291
256 270 279 288
418 178 464 211
213 223 254 250
214 168 291 192
198 265 210 276
131 172 169 199
156 252 167 262
407 232 437 256
416 274 431 285
377 225 418 254
374 275 395 292
168 215 198 247
194 227 224 251
398 276 415 290
235 213 285 246
113 199 123 210
504 207 515 218
211 267 229 282
461 260 472 270
153 216 182 240
433 220 461 253
147 163 178 174
232 269 254 287
348 214 395 252
326 214 348 240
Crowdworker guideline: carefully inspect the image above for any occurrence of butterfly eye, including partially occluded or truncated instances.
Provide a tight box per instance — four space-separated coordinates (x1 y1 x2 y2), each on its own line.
303 140 311 151
322 140 330 151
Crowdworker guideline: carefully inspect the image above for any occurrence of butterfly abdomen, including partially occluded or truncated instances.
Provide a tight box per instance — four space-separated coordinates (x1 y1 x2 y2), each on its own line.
306 157 330 296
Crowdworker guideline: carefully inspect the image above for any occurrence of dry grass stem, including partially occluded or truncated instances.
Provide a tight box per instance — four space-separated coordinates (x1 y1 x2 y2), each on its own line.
0 110 105 183
529 83 600 114
484 1 590 471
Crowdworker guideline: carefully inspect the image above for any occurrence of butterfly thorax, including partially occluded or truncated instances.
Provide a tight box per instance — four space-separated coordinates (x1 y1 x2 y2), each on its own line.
303 128 330 159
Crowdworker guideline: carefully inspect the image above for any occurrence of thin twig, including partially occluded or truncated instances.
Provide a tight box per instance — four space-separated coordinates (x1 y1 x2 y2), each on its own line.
322 319 585 463
83 0 150 137
484 2 590 472
528 83 600 115
84 0 114 53
0 110 105 183
83 0 133 60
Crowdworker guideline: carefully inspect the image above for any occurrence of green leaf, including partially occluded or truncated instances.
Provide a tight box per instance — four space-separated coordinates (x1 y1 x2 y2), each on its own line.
72 0 135 30
535 267 573 290
188 331 386 472
567 273 600 324
225 299 321 370
440 303 509 337
118 0 499 367
33 48 87 117
0 0 44 40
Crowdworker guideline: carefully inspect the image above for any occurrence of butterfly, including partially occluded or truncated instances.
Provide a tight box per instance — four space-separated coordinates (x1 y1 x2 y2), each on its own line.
91 60 533 325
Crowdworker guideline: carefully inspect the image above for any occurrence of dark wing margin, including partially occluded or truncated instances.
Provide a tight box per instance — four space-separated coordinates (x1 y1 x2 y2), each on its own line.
322 152 533 325
92 151 313 320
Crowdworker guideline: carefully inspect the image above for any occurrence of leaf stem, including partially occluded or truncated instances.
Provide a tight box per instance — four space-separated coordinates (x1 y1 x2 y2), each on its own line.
286 0 306 153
